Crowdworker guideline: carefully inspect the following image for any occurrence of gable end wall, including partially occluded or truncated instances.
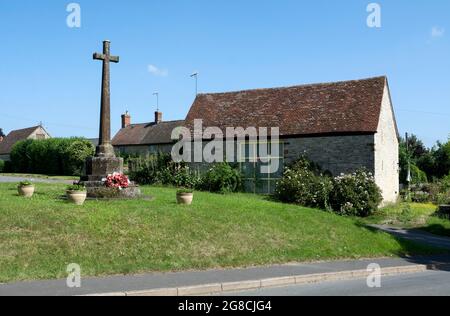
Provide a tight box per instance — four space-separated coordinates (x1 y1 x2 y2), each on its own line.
374 85 400 204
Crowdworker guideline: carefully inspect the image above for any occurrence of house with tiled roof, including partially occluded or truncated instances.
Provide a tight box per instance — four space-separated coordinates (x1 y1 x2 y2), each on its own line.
0 125 51 161
185 76 399 202
113 76 399 202
112 111 184 156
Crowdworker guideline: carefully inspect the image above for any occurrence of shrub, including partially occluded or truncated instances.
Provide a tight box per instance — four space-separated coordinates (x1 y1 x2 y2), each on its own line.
200 163 242 194
18 181 33 187
274 158 332 209
128 155 163 185
0 160 4 173
410 191 430 203
442 174 450 192
65 140 95 176
128 154 201 189
410 164 428 184
9 138 94 176
173 166 202 189
329 170 383 217
10 139 34 173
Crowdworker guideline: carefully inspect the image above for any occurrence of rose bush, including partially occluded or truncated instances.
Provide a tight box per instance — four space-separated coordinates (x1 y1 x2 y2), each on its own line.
329 170 382 217
274 158 383 217
274 158 332 209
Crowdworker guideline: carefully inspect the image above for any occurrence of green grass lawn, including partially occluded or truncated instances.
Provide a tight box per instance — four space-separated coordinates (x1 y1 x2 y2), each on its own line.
0 183 443 283
363 203 450 237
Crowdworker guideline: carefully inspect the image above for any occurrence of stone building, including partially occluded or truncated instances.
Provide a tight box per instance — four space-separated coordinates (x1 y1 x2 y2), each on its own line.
0 125 51 161
112 111 183 156
112 76 400 203
184 76 400 203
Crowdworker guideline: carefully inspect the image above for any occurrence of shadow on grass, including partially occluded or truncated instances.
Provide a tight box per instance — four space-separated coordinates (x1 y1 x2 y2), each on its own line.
358 223 450 272
421 224 450 238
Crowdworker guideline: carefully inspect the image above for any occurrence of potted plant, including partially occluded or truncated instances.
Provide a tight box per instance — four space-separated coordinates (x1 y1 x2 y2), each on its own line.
18 181 35 198
66 183 87 206
176 189 194 205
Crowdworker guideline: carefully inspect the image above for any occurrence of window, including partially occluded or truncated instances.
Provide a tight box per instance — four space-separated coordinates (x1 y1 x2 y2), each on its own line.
238 141 284 194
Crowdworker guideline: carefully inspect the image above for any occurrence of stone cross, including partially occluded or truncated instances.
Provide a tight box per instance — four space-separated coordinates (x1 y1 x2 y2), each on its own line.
93 40 119 158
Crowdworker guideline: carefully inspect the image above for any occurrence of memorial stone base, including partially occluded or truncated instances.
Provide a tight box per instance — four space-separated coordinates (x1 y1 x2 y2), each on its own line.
81 156 142 199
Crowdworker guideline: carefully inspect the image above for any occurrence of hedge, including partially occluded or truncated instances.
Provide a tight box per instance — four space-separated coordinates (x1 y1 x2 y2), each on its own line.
9 138 95 176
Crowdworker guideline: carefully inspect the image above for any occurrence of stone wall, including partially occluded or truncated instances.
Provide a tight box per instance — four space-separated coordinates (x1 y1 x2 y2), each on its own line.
283 134 376 176
374 85 400 204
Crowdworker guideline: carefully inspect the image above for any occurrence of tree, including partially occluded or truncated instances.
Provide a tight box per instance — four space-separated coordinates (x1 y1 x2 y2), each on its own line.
399 135 429 184
433 140 450 178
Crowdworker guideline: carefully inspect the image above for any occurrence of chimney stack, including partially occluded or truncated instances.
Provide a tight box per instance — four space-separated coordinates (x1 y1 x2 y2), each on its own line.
155 111 163 124
121 111 131 128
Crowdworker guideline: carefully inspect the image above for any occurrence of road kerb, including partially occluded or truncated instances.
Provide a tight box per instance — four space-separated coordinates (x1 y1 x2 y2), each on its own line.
84 264 429 296
178 283 223 296
221 280 262 292
260 276 296 288
126 288 178 297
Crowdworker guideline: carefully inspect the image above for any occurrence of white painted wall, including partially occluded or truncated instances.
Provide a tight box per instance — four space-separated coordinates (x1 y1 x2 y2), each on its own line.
374 83 400 204
28 127 51 140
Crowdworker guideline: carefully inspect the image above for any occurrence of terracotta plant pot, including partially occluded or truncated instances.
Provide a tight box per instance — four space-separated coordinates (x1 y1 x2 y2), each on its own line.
177 192 194 205
67 190 87 206
18 185 35 198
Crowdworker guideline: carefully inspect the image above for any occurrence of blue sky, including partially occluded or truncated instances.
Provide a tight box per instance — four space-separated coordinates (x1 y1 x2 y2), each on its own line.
0 0 449 147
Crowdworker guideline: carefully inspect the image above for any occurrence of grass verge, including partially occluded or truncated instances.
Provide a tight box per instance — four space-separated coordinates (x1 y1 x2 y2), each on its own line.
363 202 450 237
0 183 444 282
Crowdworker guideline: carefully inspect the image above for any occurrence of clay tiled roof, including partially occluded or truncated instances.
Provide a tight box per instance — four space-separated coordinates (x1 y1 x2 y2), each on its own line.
185 76 388 137
0 126 40 155
112 120 184 146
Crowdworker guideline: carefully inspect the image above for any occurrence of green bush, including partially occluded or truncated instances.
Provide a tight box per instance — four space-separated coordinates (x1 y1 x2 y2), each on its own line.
442 174 450 192
129 156 239 192
274 160 382 217
65 140 95 176
411 164 428 184
411 191 430 203
173 166 202 189
0 160 4 173
10 139 34 173
128 155 165 185
200 163 242 194
9 138 94 176
329 170 383 217
274 158 332 209
128 154 201 189
409 180 450 205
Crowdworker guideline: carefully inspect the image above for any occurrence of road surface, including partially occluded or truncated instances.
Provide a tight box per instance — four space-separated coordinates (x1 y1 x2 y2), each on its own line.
224 269 450 296
0 175 73 184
